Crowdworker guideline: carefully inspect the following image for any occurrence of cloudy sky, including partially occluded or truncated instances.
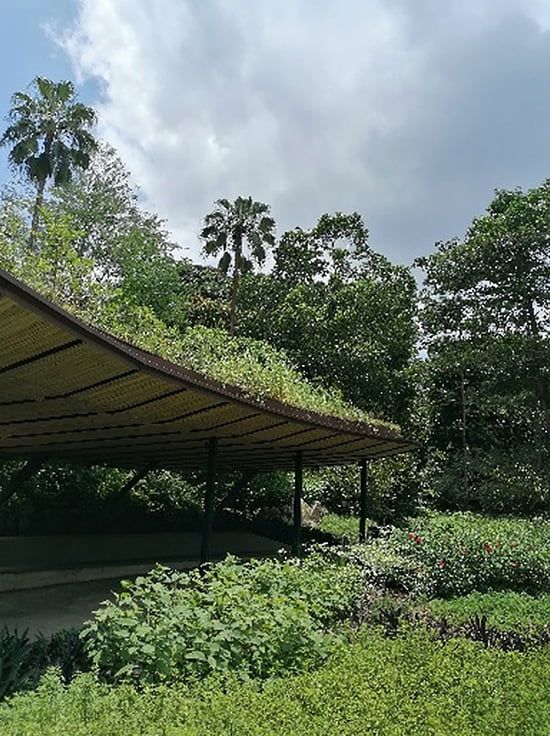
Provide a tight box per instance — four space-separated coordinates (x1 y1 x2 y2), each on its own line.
2 0 550 265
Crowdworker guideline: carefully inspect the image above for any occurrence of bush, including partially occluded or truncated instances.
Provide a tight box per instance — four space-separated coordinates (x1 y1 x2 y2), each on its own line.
81 554 362 685
428 448 550 516
0 462 204 535
426 592 550 633
319 513 361 541
392 512 550 597
1 629 550 735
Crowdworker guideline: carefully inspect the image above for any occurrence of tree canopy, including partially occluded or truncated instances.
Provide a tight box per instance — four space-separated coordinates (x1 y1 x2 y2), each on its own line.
1 77 97 250
200 197 275 334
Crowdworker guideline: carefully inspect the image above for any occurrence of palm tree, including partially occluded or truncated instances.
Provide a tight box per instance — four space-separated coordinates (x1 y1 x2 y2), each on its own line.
1 77 97 250
200 197 276 334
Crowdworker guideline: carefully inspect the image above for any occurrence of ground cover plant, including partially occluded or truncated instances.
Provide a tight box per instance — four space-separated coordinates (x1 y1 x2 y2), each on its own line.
1 629 549 736
318 513 361 541
421 592 550 650
0 511 549 732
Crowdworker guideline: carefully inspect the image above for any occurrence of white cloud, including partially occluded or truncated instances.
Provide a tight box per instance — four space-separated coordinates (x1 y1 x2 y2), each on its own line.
61 0 550 263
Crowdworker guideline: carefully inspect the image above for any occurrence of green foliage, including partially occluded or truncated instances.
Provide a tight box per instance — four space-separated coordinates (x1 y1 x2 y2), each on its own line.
0 461 203 535
0 203 101 312
318 513 361 541
201 196 276 333
0 628 37 701
416 181 550 512
1 78 97 189
429 447 550 514
240 212 417 423
393 512 550 597
50 143 187 328
81 555 361 685
2 630 550 735
306 455 421 522
0 195 397 431
426 592 550 633
96 313 391 427
1 77 97 249
178 262 231 328
0 628 89 701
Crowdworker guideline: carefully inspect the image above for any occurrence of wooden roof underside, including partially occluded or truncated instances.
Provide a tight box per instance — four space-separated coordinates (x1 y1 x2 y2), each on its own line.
0 269 416 472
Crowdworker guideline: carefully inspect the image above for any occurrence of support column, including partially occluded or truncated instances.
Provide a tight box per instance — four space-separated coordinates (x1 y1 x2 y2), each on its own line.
200 437 218 564
293 450 303 556
359 458 368 543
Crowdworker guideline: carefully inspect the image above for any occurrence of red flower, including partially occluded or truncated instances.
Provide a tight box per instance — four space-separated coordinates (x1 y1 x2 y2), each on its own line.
439 560 446 567
408 533 415 539
415 536 422 544
484 543 493 553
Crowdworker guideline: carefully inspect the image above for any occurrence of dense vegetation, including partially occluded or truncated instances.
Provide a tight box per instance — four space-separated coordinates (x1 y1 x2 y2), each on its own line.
0 77 548 733
1 630 549 736
0 512 549 732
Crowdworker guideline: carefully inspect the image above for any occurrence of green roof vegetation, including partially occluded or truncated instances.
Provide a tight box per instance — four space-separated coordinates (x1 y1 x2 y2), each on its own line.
89 299 400 432
0 247 399 433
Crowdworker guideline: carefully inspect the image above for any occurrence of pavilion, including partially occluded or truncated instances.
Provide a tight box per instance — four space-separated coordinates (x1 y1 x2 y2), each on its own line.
0 267 417 562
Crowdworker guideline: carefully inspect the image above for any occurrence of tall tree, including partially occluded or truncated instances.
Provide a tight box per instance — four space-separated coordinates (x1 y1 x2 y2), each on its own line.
240 212 417 423
416 182 550 510
200 196 275 334
1 77 97 250
50 143 185 328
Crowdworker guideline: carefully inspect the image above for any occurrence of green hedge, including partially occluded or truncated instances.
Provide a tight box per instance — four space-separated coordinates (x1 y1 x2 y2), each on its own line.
1 630 549 735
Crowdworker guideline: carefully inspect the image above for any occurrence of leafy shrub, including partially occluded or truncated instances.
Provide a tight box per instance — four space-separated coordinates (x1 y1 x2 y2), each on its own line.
319 513 361 541
81 554 362 685
306 454 420 522
2 630 550 735
391 512 550 597
0 628 37 701
428 448 550 516
310 540 428 596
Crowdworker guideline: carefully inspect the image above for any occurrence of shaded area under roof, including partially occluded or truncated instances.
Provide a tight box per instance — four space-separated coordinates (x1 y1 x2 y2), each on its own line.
0 269 417 472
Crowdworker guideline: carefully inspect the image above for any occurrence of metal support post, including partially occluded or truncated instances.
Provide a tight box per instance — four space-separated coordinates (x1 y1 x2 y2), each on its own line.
359 458 368 543
200 437 218 564
293 450 303 556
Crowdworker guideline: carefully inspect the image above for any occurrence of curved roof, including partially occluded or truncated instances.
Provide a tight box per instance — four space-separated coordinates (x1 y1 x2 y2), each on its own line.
0 268 417 471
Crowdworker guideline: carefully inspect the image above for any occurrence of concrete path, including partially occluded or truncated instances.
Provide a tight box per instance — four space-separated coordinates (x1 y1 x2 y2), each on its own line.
0 577 126 637
0 531 285 636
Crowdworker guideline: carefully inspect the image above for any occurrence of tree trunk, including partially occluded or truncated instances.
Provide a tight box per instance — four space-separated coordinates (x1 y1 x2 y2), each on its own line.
229 229 242 336
459 365 469 498
29 176 46 252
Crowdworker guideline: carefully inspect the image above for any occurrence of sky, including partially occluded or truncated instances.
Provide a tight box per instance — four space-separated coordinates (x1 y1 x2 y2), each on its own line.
2 0 550 265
